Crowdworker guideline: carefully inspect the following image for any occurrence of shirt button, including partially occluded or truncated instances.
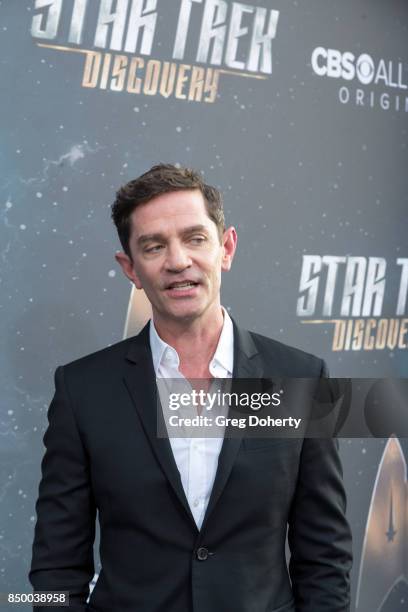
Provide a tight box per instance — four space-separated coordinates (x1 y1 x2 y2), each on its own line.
193 499 199 507
196 547 209 561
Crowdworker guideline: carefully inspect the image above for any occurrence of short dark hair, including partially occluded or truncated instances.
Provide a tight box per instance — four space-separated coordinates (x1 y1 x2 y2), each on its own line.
111 163 225 257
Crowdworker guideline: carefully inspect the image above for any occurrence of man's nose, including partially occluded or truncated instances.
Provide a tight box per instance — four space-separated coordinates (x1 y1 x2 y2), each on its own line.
164 243 192 272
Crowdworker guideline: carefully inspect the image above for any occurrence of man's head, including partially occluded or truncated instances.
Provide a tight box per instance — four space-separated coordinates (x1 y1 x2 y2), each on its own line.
112 163 237 327
112 163 225 258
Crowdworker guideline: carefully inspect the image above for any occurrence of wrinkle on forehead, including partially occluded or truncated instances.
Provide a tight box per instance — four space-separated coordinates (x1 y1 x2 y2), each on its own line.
129 190 217 242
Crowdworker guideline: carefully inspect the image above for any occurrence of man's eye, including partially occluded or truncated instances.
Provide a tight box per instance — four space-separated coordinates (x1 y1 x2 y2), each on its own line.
145 245 163 253
189 236 206 244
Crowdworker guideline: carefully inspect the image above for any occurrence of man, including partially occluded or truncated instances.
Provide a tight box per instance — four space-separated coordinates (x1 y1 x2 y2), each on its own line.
30 163 352 611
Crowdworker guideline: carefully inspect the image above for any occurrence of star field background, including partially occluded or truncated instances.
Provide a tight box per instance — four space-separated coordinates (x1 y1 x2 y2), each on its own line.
1 1 408 610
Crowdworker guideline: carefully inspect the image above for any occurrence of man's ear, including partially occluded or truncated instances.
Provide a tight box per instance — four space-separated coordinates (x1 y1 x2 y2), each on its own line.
221 227 237 271
115 252 143 289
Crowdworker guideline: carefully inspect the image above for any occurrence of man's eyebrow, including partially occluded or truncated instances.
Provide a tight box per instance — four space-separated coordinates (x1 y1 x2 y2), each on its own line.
181 224 209 235
137 225 209 246
137 232 165 246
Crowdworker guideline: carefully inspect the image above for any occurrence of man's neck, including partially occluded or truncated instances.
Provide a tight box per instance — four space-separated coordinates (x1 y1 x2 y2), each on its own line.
153 306 224 378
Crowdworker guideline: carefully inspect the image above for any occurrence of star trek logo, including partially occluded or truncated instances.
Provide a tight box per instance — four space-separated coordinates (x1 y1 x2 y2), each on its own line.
30 0 280 104
297 255 408 352
356 437 408 610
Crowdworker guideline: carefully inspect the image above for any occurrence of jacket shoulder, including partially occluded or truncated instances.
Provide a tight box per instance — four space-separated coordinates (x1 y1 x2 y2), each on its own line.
61 336 137 375
249 331 326 377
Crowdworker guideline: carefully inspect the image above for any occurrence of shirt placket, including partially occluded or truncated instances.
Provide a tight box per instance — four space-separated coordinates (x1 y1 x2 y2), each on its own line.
187 437 207 528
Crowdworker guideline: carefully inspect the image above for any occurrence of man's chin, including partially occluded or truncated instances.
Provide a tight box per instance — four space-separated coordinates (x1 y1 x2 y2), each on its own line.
160 300 207 323
167 307 202 322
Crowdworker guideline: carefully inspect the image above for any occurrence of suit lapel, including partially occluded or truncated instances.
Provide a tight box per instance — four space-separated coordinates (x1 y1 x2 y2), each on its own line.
123 323 198 529
200 320 265 531
123 319 270 533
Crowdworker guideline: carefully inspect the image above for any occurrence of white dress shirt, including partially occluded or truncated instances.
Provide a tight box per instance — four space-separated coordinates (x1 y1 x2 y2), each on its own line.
149 308 234 529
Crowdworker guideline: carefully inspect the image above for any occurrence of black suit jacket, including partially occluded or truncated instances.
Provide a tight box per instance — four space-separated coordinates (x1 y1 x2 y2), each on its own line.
30 321 352 612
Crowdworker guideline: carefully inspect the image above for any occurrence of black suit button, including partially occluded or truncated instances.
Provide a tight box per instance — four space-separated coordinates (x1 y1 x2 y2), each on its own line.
196 547 209 561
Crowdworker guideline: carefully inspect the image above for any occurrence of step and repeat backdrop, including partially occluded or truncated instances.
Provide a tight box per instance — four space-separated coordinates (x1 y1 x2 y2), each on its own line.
1 1 407 610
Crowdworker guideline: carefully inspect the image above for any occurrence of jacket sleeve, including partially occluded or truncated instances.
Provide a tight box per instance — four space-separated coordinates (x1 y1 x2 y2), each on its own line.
29 366 96 611
287 360 353 612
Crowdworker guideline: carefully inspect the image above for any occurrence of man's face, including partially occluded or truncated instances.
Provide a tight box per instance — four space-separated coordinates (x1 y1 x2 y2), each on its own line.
115 189 237 325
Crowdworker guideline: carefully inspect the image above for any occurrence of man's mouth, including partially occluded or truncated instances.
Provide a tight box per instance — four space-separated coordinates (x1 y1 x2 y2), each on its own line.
167 281 199 290
165 281 200 291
